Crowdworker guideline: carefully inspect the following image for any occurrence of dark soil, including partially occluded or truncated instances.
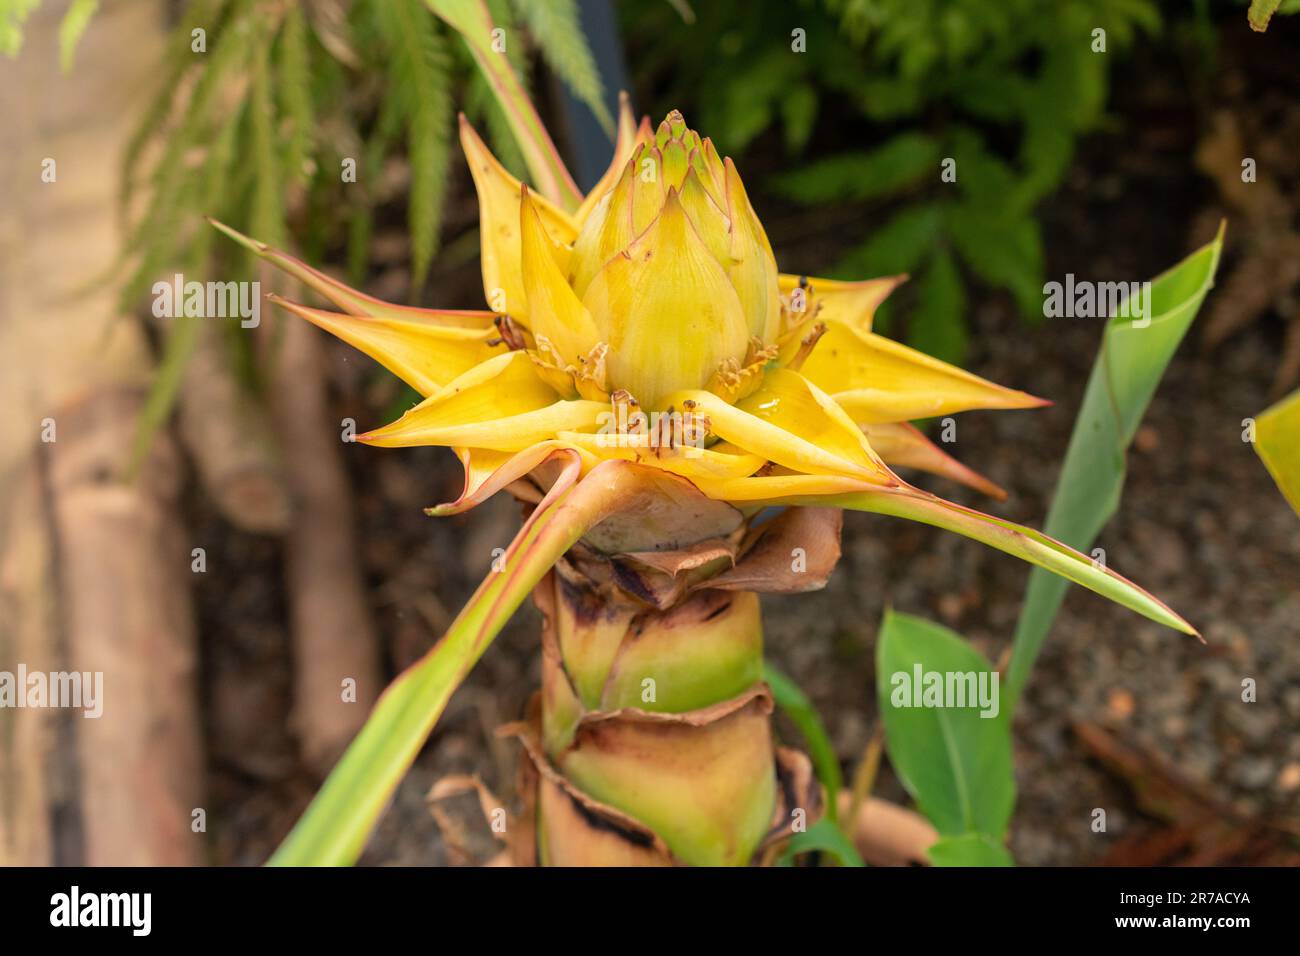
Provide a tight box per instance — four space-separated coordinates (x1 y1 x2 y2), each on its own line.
193 15 1300 866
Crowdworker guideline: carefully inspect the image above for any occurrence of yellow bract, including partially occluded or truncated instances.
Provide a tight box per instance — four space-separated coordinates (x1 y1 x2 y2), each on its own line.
520 187 602 368
460 116 577 322
213 98 1201 637
798 318 1049 423
722 157 782 344
269 295 504 397
360 351 606 452
569 158 639 300
583 188 749 410
777 272 905 331
248 102 1048 509
666 371 894 485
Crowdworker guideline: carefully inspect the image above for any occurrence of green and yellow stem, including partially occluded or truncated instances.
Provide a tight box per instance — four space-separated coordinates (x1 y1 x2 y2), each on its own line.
532 576 778 866
503 505 825 866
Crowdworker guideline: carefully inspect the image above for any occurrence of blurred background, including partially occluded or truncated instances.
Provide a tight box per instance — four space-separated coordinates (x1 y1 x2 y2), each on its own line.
1 0 1297 866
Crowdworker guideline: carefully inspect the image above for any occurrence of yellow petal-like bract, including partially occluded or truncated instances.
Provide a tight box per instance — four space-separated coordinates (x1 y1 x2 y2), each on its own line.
249 108 1056 508
215 101 1196 650
583 188 749 410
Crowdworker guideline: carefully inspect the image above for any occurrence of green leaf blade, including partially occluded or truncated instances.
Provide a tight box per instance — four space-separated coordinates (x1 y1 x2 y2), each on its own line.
269 460 650 868
826 485 1196 637
268 455 616 865
764 661 843 824
876 611 1014 839
779 819 865 868
927 832 1015 867
1005 224 1225 706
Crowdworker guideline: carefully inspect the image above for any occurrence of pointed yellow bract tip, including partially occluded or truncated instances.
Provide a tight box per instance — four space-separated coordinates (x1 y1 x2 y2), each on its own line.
520 185 601 368
459 115 578 325
268 294 507 398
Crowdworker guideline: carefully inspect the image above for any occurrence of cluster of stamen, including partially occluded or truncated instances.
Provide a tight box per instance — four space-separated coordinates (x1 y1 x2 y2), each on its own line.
605 390 711 457
527 337 610 401
774 276 826 370
489 314 527 351
707 336 779 403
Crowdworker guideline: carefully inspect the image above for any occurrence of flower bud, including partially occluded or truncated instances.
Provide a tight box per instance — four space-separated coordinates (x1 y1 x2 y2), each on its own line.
563 112 781 406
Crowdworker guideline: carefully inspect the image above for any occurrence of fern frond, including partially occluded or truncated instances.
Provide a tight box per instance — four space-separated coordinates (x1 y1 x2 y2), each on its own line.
249 30 285 250
126 95 240 475
198 101 247 262
372 0 453 292
0 0 42 58
129 97 240 476
347 204 375 287
510 0 612 136
120 0 257 307
465 66 528 179
278 4 315 187
120 0 232 212
57 0 98 72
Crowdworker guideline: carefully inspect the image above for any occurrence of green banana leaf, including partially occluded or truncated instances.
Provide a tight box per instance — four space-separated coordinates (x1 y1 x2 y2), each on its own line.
876 611 1014 840
778 819 866 868
269 456 618 865
927 833 1015 867
1004 223 1224 708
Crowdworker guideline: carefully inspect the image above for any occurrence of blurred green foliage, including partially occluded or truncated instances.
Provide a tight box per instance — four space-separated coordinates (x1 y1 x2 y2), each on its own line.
1247 0 1300 31
0 0 98 70
622 0 1161 363
112 0 604 469
120 0 606 305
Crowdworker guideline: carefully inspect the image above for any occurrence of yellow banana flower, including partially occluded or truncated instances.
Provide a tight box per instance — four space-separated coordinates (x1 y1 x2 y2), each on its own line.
212 101 1193 637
